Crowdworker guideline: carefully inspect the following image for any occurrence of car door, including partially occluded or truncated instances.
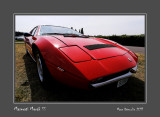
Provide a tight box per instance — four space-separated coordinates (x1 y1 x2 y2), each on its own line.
25 26 38 57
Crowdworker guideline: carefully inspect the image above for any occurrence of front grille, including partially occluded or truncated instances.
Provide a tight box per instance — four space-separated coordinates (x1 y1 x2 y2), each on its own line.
91 69 131 84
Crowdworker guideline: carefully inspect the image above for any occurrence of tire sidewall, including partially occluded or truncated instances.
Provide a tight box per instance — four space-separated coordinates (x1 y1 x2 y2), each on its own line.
35 50 50 87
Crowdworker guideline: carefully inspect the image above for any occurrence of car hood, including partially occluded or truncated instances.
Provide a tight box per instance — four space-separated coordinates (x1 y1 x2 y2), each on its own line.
52 35 127 60
42 35 137 81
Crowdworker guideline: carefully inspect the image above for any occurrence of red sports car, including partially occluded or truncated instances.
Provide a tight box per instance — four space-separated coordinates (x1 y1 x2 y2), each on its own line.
24 25 138 90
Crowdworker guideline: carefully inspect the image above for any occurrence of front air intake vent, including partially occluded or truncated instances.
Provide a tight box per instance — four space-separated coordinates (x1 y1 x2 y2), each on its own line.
84 44 116 50
91 69 131 84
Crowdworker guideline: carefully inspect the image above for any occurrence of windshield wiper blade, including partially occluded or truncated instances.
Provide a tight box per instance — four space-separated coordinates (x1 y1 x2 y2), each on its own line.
63 33 79 36
63 33 88 38
42 33 63 35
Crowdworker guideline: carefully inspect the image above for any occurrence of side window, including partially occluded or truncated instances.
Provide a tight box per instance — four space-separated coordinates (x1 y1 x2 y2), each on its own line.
30 29 34 35
30 27 38 36
32 28 37 36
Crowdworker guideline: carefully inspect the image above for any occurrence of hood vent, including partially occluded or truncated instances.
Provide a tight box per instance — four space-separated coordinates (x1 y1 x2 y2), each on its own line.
84 44 116 50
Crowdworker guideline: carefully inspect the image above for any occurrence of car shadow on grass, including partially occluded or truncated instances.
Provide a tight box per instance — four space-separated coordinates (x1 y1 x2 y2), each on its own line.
23 54 145 102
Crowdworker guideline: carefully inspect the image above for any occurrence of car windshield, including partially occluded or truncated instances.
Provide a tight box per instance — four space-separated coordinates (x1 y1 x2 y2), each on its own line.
39 25 83 36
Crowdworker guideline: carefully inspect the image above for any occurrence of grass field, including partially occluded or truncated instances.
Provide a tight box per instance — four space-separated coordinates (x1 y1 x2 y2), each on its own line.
15 43 145 102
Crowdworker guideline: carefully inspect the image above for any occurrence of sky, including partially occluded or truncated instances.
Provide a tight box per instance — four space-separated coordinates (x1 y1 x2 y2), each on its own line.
15 15 145 36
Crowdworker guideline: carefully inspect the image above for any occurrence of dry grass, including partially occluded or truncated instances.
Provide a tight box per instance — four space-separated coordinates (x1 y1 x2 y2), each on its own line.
15 43 145 102
133 53 145 81
15 43 31 102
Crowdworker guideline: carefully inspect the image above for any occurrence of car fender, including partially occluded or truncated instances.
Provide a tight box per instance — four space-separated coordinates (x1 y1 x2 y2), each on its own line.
32 36 88 80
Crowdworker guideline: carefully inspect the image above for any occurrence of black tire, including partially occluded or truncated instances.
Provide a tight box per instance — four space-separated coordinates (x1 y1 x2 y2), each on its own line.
35 49 52 89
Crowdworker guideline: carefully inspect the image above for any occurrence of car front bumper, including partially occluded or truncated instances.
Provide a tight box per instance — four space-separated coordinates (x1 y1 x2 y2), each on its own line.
90 65 137 88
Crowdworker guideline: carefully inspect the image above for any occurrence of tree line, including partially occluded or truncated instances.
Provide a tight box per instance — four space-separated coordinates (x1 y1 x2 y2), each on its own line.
15 29 145 47
71 27 84 34
94 35 145 47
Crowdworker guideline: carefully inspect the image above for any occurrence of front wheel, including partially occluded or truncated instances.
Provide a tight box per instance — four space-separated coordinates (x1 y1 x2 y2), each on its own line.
36 53 44 83
35 49 51 88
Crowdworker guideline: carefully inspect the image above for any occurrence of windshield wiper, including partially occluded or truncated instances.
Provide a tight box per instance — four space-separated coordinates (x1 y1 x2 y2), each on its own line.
42 33 63 35
63 33 88 38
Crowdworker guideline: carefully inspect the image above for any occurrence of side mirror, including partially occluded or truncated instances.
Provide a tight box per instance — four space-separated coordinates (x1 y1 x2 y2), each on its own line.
23 32 32 37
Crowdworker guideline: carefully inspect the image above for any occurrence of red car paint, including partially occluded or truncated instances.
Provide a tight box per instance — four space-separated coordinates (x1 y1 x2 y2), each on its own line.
60 46 92 62
24 25 138 89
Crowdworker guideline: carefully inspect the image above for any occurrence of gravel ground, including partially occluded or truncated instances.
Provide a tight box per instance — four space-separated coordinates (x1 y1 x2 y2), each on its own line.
125 46 145 54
